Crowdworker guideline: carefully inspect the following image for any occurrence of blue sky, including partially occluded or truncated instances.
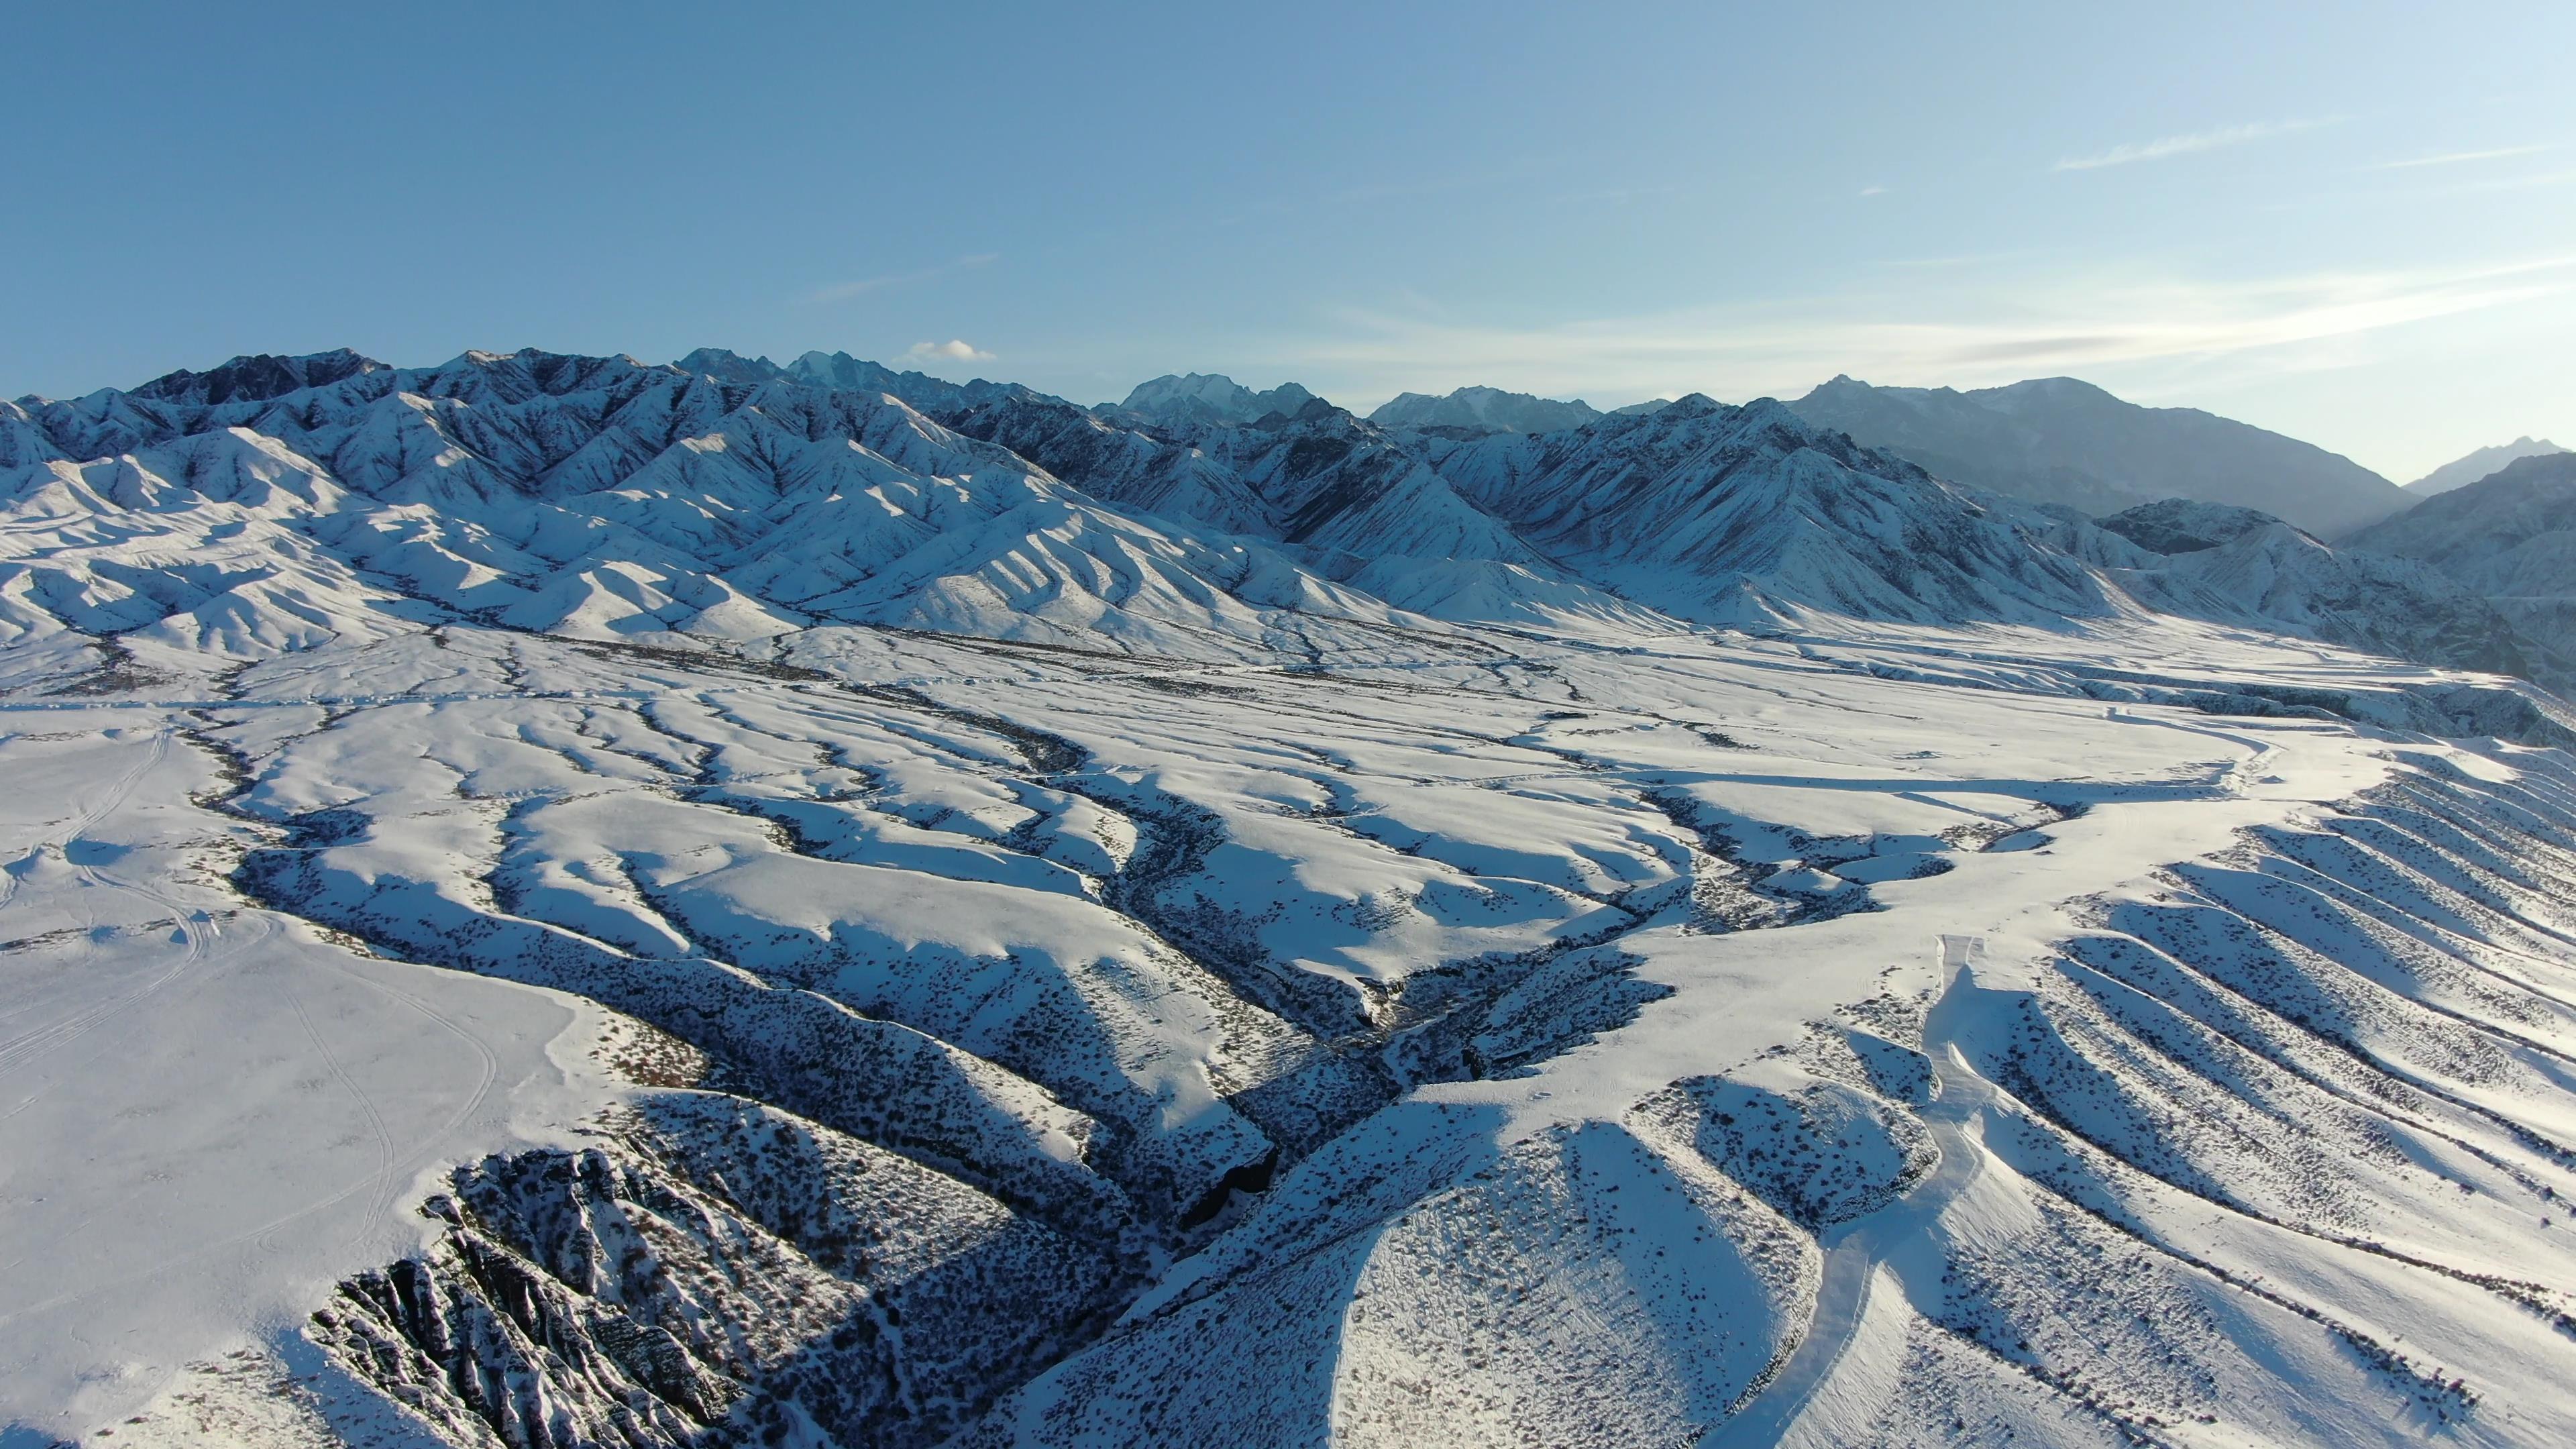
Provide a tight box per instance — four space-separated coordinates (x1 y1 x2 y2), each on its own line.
5 1 2571 480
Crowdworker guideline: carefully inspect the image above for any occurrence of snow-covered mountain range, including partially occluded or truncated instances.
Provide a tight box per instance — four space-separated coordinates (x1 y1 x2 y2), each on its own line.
8 347 2576 1449
0 349 1446 669
10 347 2542 681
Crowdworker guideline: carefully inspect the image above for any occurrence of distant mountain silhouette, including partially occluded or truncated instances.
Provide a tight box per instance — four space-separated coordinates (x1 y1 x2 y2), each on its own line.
2404 436 2569 497
1788 374 2411 536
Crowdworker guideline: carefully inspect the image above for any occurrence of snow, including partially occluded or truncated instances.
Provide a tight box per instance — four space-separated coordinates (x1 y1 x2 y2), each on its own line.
0 720 619 1437
6 347 2576 1447
963 637 2576 1447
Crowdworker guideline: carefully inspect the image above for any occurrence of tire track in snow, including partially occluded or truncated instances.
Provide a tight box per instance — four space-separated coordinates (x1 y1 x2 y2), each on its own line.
310 948 508 1224
0 908 513 1331
279 982 400 1252
0 732 204 1079
0 725 166 911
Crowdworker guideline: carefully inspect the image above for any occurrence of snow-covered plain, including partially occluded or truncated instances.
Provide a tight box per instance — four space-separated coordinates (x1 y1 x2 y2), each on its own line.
4 351 2576 1447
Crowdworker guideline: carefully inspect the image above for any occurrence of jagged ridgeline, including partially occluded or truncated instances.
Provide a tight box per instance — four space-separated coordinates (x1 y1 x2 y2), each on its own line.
7 349 2576 1448
8 347 2567 691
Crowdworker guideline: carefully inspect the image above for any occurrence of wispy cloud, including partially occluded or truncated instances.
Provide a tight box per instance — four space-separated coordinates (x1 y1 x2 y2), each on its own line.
902 339 996 366
1288 254 2576 409
2371 144 2550 170
2440 166 2576 194
807 253 998 304
1858 185 1888 197
2053 118 2338 172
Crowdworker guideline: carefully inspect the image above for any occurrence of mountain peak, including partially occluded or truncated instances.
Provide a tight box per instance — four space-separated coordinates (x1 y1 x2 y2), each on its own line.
1367 385 1601 434
676 348 786 384
2097 498 2307 555
1980 376 2119 409
1248 394 1345 430
1116 373 1318 428
782 350 954 396
2404 435 2572 497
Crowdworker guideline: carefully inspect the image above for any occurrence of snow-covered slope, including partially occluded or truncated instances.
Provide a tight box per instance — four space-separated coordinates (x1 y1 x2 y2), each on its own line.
931 387 1664 629
919 386 1277 539
1196 398 1669 626
1 350 1448 667
2101 498 2574 687
11 347 2576 1449
2349 451 2576 593
2405 435 2569 497
2091 496 2290 557
1430 395 2116 627
1368 385 1603 434
2349 451 2576 655
1790 374 2412 535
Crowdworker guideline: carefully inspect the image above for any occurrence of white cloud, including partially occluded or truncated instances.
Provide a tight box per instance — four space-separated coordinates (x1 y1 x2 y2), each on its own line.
807 253 998 304
2053 118 2337 172
1858 185 1888 197
902 339 996 366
